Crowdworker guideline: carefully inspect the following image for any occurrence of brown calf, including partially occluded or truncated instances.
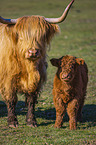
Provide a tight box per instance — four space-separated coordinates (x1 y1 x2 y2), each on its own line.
50 55 88 130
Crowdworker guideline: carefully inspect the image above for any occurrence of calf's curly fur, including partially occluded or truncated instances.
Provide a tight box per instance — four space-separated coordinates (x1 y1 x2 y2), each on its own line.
50 55 88 130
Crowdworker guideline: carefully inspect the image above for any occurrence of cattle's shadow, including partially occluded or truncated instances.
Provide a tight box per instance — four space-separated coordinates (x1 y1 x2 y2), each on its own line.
0 101 7 117
0 101 26 117
35 104 96 127
0 101 96 128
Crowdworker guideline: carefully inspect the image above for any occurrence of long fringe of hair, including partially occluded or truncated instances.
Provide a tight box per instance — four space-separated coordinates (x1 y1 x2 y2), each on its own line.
0 16 60 99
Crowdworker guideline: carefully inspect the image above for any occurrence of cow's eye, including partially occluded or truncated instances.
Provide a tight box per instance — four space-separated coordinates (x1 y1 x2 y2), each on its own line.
71 65 74 69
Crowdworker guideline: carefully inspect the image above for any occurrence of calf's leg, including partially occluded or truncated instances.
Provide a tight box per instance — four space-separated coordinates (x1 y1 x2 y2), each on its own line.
54 96 66 128
67 99 79 130
26 94 37 127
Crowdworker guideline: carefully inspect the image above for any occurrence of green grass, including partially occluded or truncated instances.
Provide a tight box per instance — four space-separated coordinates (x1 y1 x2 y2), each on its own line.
0 0 96 144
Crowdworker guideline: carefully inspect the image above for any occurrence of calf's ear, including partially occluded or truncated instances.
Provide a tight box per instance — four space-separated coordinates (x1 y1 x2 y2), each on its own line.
76 58 85 65
50 58 60 67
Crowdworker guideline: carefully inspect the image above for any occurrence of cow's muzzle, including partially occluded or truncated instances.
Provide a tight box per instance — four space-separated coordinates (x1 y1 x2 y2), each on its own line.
25 49 41 60
61 72 72 82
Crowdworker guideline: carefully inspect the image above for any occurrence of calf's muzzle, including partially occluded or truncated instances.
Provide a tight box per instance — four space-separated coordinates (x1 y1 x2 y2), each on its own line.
61 71 72 81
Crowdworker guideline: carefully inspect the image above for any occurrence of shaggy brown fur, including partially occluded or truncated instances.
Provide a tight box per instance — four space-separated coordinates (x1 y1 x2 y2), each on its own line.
0 16 59 127
50 55 88 130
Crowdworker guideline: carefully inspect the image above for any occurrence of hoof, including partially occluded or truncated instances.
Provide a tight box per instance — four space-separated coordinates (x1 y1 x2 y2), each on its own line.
9 123 18 128
27 120 37 128
70 126 77 130
27 124 37 128
54 124 62 128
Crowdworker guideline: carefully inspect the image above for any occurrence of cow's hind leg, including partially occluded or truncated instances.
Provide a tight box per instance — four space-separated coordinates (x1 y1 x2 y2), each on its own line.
7 94 18 128
26 94 37 127
77 97 85 122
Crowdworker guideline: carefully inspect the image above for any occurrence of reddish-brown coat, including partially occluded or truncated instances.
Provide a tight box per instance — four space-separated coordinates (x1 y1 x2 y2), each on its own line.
50 55 88 130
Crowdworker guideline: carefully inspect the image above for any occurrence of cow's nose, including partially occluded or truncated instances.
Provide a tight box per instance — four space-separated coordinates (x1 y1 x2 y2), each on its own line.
29 49 39 56
62 73 68 79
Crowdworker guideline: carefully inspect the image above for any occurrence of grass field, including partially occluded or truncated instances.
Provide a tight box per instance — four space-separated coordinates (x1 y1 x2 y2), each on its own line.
0 0 96 144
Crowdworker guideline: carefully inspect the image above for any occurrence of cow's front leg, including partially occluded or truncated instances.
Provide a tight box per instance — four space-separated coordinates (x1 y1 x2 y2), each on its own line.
7 95 18 128
67 99 79 130
53 95 66 128
26 94 37 127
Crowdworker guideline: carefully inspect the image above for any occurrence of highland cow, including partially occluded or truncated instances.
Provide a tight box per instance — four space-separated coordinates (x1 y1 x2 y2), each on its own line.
50 55 88 130
0 0 75 127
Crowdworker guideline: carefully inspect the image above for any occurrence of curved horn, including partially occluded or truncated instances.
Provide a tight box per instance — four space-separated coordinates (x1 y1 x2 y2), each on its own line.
0 16 17 24
45 0 74 24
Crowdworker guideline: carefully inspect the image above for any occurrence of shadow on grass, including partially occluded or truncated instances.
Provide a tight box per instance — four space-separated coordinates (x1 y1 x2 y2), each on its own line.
0 101 96 127
0 101 7 117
